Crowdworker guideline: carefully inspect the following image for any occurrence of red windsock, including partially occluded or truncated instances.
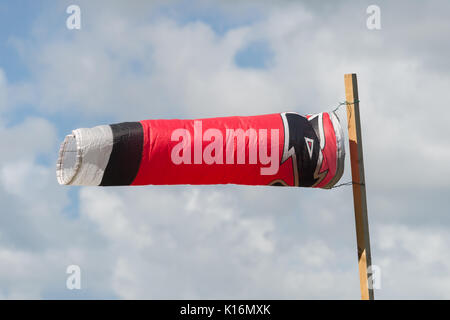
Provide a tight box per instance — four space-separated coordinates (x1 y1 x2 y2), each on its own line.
56 112 345 188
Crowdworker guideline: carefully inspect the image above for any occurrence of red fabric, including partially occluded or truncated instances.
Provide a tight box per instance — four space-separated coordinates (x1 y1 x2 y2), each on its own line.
130 112 341 188
132 114 287 186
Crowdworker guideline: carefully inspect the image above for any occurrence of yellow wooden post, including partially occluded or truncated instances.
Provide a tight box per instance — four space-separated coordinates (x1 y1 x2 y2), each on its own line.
344 74 374 300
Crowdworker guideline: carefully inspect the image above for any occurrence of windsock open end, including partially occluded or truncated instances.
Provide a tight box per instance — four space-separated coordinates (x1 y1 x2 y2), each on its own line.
56 125 114 186
56 133 79 185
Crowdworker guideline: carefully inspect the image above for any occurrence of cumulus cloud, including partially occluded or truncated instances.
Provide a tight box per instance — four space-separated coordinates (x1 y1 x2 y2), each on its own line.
0 0 450 299
78 186 359 299
374 224 450 299
0 107 111 299
0 69 35 115
0 117 57 163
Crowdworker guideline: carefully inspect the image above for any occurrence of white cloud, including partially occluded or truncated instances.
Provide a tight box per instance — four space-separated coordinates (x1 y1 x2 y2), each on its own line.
78 186 359 299
0 113 112 298
374 224 450 299
0 68 36 115
1 0 450 299
0 117 57 164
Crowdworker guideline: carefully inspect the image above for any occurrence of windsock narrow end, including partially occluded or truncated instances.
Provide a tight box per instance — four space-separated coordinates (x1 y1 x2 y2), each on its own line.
56 125 114 186
56 133 81 185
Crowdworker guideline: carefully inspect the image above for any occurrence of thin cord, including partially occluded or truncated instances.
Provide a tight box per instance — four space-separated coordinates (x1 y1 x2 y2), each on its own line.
331 100 360 113
331 181 365 189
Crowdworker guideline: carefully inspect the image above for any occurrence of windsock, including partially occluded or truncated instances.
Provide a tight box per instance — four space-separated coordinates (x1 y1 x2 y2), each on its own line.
56 112 345 188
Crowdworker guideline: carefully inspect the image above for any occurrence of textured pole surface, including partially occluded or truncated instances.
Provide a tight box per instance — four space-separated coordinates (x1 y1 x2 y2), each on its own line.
344 73 374 300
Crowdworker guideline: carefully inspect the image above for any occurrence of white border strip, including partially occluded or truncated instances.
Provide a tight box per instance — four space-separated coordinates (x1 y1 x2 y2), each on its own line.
324 112 345 188
56 125 114 186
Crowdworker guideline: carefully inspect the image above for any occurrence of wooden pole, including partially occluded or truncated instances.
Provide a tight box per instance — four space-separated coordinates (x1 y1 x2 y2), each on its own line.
344 74 374 300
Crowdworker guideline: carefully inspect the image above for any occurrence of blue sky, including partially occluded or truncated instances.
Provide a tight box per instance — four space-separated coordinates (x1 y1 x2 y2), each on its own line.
1 0 450 299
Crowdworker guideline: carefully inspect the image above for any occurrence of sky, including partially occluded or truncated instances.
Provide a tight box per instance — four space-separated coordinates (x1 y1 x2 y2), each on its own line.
0 0 450 299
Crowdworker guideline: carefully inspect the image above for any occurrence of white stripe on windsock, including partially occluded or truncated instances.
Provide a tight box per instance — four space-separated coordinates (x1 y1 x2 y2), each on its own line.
56 125 114 186
324 111 345 189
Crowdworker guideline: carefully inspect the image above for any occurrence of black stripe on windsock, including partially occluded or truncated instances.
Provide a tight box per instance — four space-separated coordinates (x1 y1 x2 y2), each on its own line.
283 113 320 187
100 122 144 186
